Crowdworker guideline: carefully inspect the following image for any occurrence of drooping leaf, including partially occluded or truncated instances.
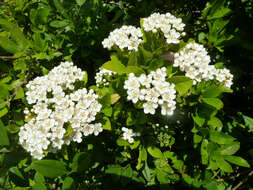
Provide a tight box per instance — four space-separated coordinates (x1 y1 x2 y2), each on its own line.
218 142 240 155
209 131 235 145
242 115 253 132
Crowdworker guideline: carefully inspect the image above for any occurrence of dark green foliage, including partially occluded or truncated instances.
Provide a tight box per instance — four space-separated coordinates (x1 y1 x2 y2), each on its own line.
0 0 253 189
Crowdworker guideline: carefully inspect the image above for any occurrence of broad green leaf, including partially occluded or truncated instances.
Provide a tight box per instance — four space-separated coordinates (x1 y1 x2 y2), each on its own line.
111 94 120 104
192 113 205 127
0 36 20 54
218 142 240 155
14 87 24 100
204 181 218 190
105 164 122 175
126 66 145 76
102 55 126 74
116 138 129 146
202 86 226 98
156 169 169 184
31 160 67 178
137 146 146 170
9 167 24 180
202 98 223 110
76 0 86 6
0 82 9 99
209 131 235 145
214 155 233 173
139 46 153 62
207 8 231 20
33 172 46 190
147 146 163 159
242 115 253 132
0 18 14 31
207 117 223 128
102 116 111 130
50 20 69 28
71 152 92 173
0 107 8 118
224 155 250 167
0 120 9 146
62 177 74 190
168 76 193 96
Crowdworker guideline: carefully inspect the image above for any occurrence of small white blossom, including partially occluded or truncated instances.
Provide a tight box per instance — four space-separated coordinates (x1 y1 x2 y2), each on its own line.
122 127 136 144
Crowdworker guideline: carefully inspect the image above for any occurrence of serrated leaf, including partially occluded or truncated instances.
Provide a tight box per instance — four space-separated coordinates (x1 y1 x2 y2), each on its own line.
202 98 223 110
147 146 163 159
30 160 67 178
224 156 250 167
102 55 126 74
168 76 193 96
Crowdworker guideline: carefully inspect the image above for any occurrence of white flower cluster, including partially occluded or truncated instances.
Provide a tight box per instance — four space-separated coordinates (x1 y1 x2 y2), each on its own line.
142 12 185 44
95 67 117 87
124 67 176 116
174 42 233 88
19 62 103 159
121 127 136 144
102 25 143 51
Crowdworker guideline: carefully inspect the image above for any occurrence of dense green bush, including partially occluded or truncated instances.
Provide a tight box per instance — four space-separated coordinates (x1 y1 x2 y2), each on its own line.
0 0 252 189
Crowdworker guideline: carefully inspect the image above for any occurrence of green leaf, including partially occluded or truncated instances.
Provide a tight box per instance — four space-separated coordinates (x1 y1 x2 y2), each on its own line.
71 152 92 173
62 177 74 190
242 115 253 132
207 8 231 20
207 117 223 128
14 87 24 100
209 131 235 145
105 165 122 175
102 116 111 130
168 76 193 96
128 51 138 66
0 120 9 146
201 140 209 165
214 155 233 173
192 113 205 127
111 94 120 104
204 181 218 190
202 98 223 110
116 138 129 146
126 66 145 76
224 156 250 167
50 20 69 28
0 107 8 118
156 170 169 184
147 146 163 159
30 160 67 178
0 36 20 54
202 86 226 98
102 55 126 74
76 0 86 6
218 142 240 155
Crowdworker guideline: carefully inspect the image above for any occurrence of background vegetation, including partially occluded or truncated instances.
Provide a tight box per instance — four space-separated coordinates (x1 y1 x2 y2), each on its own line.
0 0 253 189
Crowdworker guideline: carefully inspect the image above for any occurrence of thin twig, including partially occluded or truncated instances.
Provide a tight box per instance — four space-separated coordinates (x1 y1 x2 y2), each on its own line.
232 170 253 190
0 56 17 59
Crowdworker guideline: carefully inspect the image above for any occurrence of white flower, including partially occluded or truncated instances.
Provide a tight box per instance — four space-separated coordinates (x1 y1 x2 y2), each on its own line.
143 102 158 114
83 124 94 136
143 12 185 45
122 127 135 144
102 25 143 51
93 123 103 136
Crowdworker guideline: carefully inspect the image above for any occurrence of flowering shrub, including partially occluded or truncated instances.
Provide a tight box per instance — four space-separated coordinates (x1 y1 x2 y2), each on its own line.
0 1 253 189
